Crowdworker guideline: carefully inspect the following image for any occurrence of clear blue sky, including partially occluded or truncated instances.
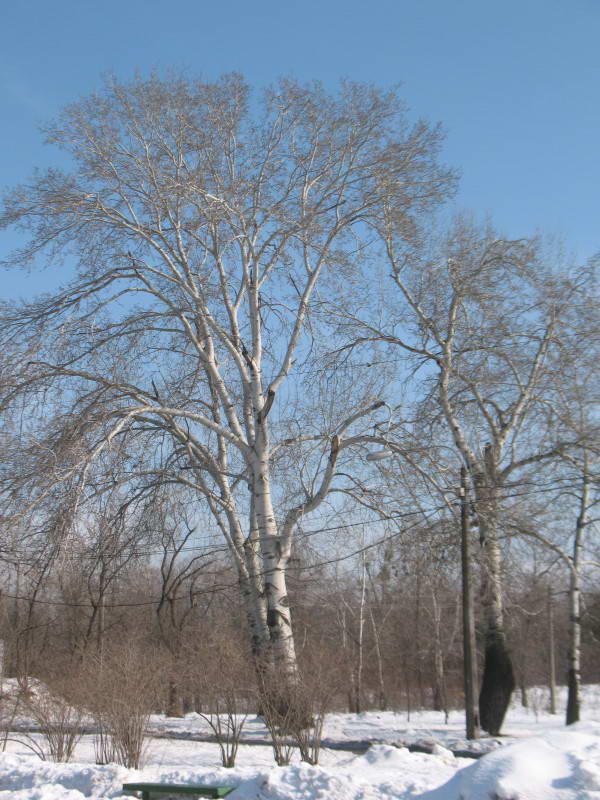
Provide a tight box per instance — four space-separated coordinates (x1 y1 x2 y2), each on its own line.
1 0 599 297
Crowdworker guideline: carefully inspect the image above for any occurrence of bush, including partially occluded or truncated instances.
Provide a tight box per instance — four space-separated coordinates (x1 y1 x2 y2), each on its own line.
1 676 85 762
260 684 297 767
23 685 85 762
261 656 337 766
82 644 161 769
193 635 254 768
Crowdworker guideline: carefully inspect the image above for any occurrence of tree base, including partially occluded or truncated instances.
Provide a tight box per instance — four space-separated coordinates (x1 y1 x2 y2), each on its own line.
566 668 580 725
479 640 515 736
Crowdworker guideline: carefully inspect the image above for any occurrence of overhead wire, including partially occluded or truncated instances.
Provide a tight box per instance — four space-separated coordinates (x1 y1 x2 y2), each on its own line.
0 503 447 608
1 465 597 608
0 503 449 565
1 471 594 567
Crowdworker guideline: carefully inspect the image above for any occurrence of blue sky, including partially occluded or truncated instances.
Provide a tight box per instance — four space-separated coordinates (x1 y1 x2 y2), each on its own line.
1 0 599 297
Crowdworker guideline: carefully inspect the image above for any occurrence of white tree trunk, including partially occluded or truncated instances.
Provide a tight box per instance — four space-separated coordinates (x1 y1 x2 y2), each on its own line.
547 587 557 715
369 605 387 711
567 467 588 725
431 589 447 719
252 452 298 679
351 556 367 714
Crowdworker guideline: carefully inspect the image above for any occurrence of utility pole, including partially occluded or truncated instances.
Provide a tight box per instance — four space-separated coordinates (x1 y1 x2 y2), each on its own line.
13 563 21 677
547 586 557 715
460 467 480 739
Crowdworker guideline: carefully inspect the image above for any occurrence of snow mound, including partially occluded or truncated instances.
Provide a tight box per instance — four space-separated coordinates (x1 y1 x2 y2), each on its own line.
246 747 459 800
0 746 459 800
0 753 133 799
420 725 600 799
356 742 420 766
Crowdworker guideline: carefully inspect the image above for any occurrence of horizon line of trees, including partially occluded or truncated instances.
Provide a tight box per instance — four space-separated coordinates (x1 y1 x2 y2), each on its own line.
2 511 599 721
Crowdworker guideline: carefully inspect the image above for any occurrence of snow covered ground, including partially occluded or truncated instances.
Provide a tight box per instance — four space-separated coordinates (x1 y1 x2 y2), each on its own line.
2 685 600 799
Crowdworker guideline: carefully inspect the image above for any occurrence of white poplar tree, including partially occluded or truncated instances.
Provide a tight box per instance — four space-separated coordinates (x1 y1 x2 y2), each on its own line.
0 74 453 683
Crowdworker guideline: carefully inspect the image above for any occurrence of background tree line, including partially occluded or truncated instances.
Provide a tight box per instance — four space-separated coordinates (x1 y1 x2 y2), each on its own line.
1 505 599 720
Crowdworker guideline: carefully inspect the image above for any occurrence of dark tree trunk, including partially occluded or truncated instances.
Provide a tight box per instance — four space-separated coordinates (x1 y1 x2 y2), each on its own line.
476 451 514 736
566 668 580 725
479 637 515 735
167 677 184 717
432 684 442 712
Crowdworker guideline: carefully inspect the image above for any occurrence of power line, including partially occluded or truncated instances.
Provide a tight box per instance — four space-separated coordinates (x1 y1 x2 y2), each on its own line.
1 468 598 607
1 472 593 568
0 504 447 565
0 505 446 609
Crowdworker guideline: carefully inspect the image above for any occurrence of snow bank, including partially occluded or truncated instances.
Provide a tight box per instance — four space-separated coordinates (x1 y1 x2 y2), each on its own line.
3 717 600 799
0 745 460 800
0 753 133 799
421 724 600 799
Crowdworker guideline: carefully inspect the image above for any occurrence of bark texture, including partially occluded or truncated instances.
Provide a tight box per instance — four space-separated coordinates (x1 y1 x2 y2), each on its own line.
566 667 580 726
479 637 515 736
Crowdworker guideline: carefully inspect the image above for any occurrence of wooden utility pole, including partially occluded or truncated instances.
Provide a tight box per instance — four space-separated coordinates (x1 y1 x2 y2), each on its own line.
547 586 557 715
460 467 480 739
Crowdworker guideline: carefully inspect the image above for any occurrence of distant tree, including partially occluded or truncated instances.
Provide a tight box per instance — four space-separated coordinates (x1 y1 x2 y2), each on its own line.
335 218 594 734
519 300 600 725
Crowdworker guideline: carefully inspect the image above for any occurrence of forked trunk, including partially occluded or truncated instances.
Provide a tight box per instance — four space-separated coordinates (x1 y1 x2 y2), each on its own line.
238 533 270 669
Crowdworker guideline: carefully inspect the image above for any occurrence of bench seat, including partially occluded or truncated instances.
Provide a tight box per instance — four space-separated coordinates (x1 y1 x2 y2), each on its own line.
122 783 235 799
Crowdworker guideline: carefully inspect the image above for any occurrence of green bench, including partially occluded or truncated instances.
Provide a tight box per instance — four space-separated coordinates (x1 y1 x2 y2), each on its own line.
122 783 235 800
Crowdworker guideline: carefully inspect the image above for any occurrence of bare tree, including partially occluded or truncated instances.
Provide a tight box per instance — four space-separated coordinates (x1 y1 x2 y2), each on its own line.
554 303 600 724
335 217 594 733
520 325 600 724
69 495 150 657
0 74 453 687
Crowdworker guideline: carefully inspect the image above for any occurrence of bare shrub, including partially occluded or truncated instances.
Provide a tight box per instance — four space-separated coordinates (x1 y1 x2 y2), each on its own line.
23 684 85 762
1 692 13 753
92 713 118 766
82 643 160 769
259 652 337 767
289 671 333 766
0 673 87 762
260 685 296 767
192 635 254 768
0 682 28 755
